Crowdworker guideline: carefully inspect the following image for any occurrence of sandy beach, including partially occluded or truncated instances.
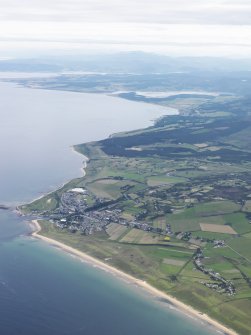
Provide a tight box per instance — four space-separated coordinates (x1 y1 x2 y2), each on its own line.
31 219 238 335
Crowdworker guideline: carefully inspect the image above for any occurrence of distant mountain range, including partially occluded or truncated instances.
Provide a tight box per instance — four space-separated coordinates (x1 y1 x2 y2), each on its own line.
1 52 251 74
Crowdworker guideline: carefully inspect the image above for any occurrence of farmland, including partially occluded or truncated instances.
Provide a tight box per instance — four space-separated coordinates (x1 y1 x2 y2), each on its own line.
22 95 251 335
200 223 237 234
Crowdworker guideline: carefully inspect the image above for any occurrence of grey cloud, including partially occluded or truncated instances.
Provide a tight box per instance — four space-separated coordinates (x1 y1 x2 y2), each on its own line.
0 0 251 58
1 0 251 25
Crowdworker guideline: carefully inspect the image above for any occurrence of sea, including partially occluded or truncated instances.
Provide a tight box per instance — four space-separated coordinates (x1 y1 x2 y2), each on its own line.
0 81 218 335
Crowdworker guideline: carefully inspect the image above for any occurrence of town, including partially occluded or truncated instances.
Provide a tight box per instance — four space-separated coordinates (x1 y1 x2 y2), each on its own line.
45 187 169 236
33 186 236 297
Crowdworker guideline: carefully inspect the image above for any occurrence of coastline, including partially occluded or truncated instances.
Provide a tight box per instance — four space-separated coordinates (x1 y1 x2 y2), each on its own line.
16 149 88 214
31 219 238 335
5 80 245 334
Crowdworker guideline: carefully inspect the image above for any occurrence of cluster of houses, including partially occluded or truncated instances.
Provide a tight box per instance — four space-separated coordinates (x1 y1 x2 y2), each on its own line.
177 231 192 241
213 240 226 248
194 249 235 296
46 188 229 254
37 187 235 296
50 188 169 236
125 220 164 234
54 209 167 236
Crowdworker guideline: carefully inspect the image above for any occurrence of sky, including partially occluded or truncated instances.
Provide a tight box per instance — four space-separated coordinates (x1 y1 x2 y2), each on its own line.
0 0 251 58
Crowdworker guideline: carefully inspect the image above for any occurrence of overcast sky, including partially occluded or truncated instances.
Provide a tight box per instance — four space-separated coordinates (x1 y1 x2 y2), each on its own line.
1 0 251 58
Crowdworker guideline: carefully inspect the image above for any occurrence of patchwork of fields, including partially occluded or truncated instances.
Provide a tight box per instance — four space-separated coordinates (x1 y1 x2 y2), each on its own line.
26 100 251 335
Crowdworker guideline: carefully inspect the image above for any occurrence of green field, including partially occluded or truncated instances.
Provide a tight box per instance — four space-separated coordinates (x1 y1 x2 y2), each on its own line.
38 219 251 335
86 179 139 199
106 223 129 241
167 201 246 234
26 105 251 334
147 175 186 186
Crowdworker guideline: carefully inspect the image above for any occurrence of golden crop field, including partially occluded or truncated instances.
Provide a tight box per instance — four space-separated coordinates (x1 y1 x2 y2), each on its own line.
200 223 237 234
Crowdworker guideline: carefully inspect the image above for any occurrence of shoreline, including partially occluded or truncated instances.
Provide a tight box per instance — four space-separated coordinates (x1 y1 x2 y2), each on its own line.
31 219 238 335
5 80 241 334
16 148 88 214
11 81 238 334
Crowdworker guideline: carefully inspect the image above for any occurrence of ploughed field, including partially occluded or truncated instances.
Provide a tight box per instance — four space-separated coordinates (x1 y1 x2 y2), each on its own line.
22 96 251 335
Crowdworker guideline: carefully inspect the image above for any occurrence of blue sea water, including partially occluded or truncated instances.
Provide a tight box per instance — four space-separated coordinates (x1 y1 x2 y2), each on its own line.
0 82 217 334
0 224 217 335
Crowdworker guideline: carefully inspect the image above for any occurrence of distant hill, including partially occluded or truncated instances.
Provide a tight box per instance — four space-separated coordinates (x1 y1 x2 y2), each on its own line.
0 52 251 74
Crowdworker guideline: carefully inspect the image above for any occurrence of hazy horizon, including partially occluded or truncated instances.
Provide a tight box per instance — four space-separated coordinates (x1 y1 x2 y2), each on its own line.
1 0 251 59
